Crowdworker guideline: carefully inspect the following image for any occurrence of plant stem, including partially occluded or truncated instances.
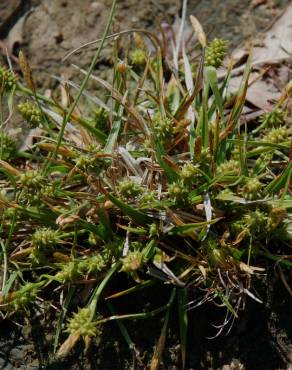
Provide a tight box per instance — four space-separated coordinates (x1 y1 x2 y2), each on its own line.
45 0 117 171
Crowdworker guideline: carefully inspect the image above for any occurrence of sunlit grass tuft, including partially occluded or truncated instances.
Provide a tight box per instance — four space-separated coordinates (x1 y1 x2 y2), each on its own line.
0 6 291 367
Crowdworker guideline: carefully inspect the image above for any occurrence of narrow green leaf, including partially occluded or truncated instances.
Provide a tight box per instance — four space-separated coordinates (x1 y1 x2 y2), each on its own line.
206 66 223 118
53 286 75 353
107 193 153 225
178 288 188 370
106 279 156 299
264 162 292 196
96 208 114 240
107 300 137 353
104 91 127 154
154 140 180 183
89 261 121 319
169 218 221 236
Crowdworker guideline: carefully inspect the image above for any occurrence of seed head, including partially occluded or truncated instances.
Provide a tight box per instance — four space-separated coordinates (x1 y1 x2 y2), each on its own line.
0 65 17 92
57 261 82 282
181 163 199 180
268 207 287 231
205 38 227 68
78 253 108 275
4 207 18 219
242 178 262 200
32 227 60 249
75 154 95 169
121 250 146 273
19 170 44 189
140 191 157 206
244 210 267 233
216 159 240 175
129 49 147 66
153 112 173 143
0 130 17 160
8 282 40 311
259 108 286 128
18 102 42 128
168 180 188 203
262 126 291 144
116 61 128 73
67 307 101 338
117 179 143 199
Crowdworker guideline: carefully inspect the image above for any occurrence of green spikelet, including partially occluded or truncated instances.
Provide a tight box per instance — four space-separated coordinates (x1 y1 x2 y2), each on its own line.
0 65 17 92
117 179 143 199
167 180 189 203
129 49 147 66
181 163 199 180
242 178 262 200
259 108 286 128
29 227 60 264
205 38 227 68
7 282 41 311
153 112 174 143
56 261 82 283
18 102 42 128
262 126 291 144
67 307 102 338
32 227 60 249
216 159 240 175
0 130 17 160
78 253 109 275
121 250 146 273
19 170 44 189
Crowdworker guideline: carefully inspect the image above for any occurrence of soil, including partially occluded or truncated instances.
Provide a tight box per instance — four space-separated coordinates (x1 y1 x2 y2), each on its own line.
0 271 291 369
0 0 289 89
0 0 291 369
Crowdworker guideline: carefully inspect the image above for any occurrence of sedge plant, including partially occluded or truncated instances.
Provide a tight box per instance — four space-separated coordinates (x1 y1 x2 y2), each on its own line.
0 9 291 369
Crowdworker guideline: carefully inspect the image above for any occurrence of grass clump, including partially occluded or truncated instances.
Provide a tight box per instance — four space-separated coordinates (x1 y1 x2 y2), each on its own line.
0 10 291 367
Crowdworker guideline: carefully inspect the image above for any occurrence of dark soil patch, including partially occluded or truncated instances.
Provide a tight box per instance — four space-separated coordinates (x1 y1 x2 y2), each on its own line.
0 272 291 369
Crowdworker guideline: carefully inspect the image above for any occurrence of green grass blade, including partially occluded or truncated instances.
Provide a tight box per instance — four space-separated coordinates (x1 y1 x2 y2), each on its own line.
53 286 75 354
106 193 153 225
178 288 188 369
89 261 122 319
107 300 137 355
50 0 117 163
206 66 224 118
104 91 127 154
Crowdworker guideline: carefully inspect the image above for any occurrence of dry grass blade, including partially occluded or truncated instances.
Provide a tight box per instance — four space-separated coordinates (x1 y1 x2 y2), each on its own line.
72 64 150 135
62 28 163 61
190 15 207 48
150 289 176 370
56 331 81 359
0 159 20 176
18 50 36 92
